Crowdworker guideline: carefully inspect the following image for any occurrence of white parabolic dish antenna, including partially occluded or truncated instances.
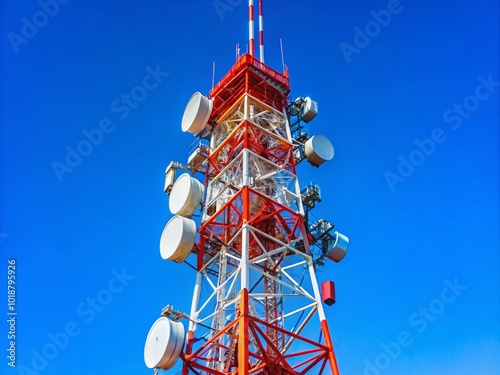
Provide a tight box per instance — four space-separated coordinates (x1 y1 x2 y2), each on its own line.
326 231 350 263
144 317 185 369
304 135 334 167
159 215 196 263
169 173 204 217
181 92 213 135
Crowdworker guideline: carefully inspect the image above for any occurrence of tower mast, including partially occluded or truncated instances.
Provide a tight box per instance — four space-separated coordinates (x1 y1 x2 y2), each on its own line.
258 0 264 63
144 2 350 374
249 0 255 57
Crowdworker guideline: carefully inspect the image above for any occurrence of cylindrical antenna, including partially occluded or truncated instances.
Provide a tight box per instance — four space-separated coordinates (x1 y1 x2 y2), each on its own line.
258 0 264 63
280 38 286 73
248 0 255 57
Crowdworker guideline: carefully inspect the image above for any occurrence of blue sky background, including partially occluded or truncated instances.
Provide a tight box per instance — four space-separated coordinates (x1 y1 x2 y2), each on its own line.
1 1 499 374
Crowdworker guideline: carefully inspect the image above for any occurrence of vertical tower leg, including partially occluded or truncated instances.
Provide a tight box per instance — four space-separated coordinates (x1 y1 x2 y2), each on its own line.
238 288 250 375
308 257 341 375
186 272 203 355
321 320 340 375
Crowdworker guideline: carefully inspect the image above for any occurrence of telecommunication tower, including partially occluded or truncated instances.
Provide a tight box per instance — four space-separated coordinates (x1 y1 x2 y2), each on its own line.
143 2 350 374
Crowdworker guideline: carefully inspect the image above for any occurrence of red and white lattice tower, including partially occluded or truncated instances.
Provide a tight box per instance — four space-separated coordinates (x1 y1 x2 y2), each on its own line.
144 2 350 374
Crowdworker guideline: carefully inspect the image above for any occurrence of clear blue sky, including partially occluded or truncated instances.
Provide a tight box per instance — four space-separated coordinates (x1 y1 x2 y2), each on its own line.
1 1 499 374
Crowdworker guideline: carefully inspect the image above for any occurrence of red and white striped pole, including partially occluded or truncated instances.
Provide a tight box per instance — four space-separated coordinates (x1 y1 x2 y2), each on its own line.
258 0 264 63
248 0 255 57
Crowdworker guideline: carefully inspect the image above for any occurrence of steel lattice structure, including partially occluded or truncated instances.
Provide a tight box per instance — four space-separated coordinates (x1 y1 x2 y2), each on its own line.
180 54 341 375
144 3 349 374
